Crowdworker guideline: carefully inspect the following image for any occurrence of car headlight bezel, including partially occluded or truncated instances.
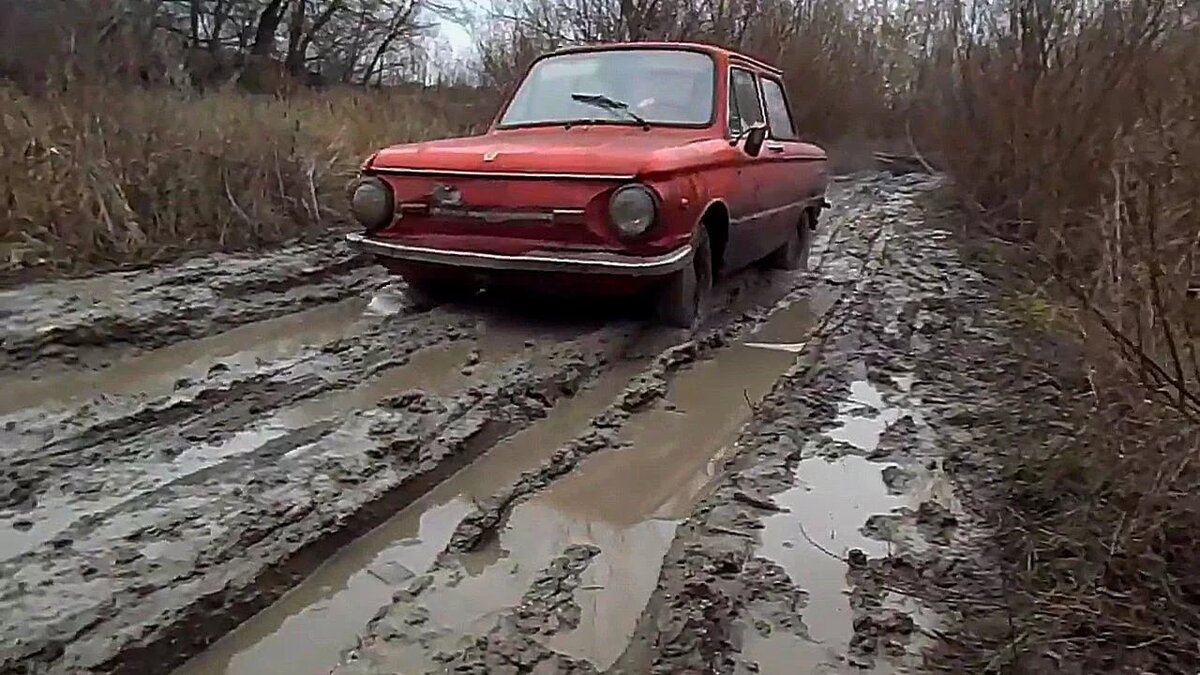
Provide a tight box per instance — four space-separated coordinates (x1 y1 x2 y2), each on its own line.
350 176 394 232
608 184 659 239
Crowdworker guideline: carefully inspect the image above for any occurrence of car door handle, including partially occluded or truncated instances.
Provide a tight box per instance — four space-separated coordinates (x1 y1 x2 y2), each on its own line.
765 142 785 153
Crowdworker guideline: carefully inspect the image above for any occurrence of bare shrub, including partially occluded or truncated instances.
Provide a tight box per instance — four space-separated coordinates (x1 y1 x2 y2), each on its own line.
911 0 1200 668
473 0 915 145
0 0 492 279
918 0 1199 425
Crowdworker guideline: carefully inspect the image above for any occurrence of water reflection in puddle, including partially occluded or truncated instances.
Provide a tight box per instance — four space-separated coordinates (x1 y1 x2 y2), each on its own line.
825 379 913 452
386 342 801 673
395 295 835 672
745 376 915 671
760 456 904 645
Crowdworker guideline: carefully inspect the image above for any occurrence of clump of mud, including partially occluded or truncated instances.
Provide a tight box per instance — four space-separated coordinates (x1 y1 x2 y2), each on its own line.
436 545 603 674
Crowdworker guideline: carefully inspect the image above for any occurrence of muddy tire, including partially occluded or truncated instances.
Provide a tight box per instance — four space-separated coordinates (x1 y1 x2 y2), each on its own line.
655 229 713 329
764 211 816 271
403 277 476 309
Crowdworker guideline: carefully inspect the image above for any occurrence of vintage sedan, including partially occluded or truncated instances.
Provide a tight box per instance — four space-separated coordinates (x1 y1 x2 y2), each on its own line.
346 42 830 327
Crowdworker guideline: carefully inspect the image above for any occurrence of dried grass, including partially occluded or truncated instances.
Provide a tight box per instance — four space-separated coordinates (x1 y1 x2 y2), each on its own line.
0 84 484 279
916 0 1200 669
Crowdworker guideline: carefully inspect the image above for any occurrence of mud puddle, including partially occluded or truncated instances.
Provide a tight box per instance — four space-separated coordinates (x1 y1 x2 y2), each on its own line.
740 290 837 355
747 454 904 672
174 358 646 675
343 288 839 673
0 296 377 416
538 342 802 670
740 373 945 672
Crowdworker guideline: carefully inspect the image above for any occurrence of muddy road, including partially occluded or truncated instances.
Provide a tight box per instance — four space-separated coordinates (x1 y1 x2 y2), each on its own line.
0 172 982 675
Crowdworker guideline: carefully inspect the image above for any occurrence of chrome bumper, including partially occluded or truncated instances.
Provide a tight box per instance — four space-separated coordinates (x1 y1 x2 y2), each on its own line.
345 233 692 277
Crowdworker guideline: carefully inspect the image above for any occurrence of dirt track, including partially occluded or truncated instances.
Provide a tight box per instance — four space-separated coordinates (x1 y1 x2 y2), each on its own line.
0 172 995 675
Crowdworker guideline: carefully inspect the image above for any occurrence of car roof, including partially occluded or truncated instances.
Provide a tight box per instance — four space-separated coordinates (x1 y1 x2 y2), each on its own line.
545 42 783 76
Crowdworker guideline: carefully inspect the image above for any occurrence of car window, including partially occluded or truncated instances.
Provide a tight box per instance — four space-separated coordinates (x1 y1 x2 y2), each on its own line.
727 67 763 136
499 49 715 127
760 77 797 140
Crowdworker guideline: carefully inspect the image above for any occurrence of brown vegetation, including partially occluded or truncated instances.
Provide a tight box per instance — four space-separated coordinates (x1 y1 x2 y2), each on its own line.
0 86 480 274
1 0 1198 668
0 0 484 277
923 2 1200 669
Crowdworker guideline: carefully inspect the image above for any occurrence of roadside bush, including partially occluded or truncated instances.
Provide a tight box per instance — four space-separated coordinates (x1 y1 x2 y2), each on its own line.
916 0 1200 669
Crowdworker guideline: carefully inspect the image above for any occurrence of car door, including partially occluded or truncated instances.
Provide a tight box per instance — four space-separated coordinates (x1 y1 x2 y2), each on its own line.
757 75 826 238
723 65 779 272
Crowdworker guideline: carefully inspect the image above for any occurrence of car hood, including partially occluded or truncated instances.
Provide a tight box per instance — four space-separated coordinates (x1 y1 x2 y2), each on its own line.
369 126 715 177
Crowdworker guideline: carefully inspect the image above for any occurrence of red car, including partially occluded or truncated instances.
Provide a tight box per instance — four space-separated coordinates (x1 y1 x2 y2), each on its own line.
346 42 830 327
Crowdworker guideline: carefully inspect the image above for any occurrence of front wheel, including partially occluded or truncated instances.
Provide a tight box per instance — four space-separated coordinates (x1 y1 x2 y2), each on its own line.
402 276 477 309
654 229 713 328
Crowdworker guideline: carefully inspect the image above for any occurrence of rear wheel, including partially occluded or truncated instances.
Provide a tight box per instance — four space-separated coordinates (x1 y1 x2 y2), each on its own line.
655 228 713 328
764 210 816 271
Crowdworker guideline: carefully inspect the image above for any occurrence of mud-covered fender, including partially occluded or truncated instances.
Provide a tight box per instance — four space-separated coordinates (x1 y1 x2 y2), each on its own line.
690 197 731 271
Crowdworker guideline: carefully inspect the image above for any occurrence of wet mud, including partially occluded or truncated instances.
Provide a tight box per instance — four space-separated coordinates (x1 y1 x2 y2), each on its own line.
329 283 840 675
0 237 379 375
1 172 1015 675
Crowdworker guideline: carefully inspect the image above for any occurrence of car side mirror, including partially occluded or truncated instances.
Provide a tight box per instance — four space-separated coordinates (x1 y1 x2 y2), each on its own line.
742 124 768 157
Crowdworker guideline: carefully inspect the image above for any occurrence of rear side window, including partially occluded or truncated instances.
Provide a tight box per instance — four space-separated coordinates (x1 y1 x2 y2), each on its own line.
760 78 797 140
727 68 763 135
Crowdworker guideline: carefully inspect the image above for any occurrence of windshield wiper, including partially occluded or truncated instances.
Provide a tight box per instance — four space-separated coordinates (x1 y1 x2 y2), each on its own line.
570 92 650 130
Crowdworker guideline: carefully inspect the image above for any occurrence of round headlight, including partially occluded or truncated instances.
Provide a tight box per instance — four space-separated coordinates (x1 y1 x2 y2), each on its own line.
350 177 394 232
608 184 657 238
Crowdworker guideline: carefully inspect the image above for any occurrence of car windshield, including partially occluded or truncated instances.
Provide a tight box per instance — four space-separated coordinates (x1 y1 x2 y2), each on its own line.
498 49 716 127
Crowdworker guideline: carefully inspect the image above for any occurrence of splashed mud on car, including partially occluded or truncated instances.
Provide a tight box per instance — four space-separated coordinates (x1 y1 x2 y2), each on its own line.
0 172 1023 675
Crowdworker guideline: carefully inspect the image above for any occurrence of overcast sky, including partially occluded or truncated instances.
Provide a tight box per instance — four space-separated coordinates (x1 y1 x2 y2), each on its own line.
439 20 473 56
